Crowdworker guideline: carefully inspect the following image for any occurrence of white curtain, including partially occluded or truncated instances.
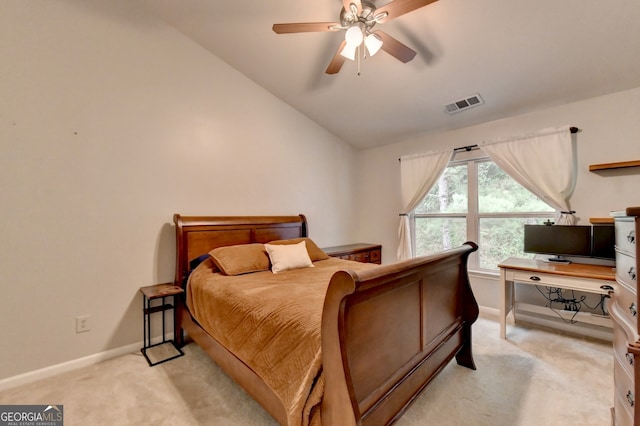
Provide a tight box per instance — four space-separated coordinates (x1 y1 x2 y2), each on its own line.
480 126 577 225
398 150 453 260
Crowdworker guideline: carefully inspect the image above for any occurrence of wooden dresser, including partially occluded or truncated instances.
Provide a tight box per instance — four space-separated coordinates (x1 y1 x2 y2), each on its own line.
611 207 640 425
322 243 382 264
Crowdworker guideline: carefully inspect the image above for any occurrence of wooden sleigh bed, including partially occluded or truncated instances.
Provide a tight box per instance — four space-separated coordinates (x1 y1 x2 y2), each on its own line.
173 214 479 426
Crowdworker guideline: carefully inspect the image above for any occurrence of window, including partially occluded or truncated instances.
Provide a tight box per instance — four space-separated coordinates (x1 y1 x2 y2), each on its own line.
413 152 555 271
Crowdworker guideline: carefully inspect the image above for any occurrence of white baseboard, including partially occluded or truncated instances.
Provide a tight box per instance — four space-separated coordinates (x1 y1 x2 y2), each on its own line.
0 330 178 392
478 304 612 341
0 341 149 391
0 341 142 392
478 306 500 322
0 330 183 392
514 302 613 341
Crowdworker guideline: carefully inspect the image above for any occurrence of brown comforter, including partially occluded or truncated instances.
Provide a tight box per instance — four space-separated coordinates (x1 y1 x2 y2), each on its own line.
187 257 377 426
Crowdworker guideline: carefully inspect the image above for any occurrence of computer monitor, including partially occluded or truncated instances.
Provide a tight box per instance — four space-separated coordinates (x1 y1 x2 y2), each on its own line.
524 225 592 262
591 225 616 260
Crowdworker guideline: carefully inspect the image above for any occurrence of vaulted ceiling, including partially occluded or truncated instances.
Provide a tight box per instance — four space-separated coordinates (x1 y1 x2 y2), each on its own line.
139 0 640 149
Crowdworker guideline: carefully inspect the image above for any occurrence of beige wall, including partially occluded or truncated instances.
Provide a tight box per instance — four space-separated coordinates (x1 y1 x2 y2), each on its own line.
0 1 358 381
355 86 640 307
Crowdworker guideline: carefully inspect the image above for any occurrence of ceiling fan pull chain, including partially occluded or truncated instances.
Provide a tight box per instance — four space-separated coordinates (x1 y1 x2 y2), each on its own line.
357 44 362 76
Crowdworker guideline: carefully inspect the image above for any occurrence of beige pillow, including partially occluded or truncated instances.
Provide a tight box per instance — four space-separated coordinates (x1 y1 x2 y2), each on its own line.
264 240 314 274
209 243 270 276
266 237 329 261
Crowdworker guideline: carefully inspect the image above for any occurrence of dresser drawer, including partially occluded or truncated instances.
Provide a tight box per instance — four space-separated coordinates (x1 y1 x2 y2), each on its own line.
370 249 381 264
610 294 638 345
616 249 638 291
348 252 369 262
615 360 636 422
509 269 611 294
616 218 637 257
323 244 382 265
612 286 639 333
614 390 634 426
613 323 636 377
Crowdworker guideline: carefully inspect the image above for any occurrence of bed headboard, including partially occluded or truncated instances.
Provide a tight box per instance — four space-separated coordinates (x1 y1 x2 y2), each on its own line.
173 214 308 286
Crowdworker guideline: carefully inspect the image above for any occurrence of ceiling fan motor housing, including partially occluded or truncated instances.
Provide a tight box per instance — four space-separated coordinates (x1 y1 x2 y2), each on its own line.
340 1 380 31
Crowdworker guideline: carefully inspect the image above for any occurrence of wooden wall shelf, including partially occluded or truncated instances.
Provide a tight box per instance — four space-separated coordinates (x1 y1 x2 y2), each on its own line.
590 217 614 224
589 160 640 172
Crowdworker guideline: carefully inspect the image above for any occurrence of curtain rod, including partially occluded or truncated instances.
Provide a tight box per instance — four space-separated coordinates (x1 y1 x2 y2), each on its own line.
452 126 580 153
399 127 580 161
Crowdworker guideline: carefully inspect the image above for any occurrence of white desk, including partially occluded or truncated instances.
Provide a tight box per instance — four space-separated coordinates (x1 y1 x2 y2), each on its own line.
498 257 616 339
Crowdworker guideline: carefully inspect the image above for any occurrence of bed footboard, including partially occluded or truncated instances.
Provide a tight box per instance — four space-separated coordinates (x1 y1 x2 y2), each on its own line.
321 242 478 425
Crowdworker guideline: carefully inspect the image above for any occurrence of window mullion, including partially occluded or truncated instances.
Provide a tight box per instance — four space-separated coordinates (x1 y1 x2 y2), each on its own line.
467 160 479 268
410 213 416 258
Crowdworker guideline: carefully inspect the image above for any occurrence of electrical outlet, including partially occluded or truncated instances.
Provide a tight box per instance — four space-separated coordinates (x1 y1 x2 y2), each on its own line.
76 315 91 333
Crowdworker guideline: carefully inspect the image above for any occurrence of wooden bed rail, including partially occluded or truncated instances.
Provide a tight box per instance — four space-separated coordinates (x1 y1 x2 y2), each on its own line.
321 242 479 425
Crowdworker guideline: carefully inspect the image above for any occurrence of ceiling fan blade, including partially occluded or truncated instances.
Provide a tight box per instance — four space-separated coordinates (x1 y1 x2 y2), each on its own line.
325 40 348 74
272 22 340 34
343 0 362 15
374 0 439 23
374 31 417 63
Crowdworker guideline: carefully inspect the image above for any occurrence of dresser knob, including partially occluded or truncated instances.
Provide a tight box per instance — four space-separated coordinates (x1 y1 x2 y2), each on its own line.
629 267 637 281
630 303 637 317
529 276 541 281
628 390 635 407
600 285 614 291
626 353 634 365
628 231 636 244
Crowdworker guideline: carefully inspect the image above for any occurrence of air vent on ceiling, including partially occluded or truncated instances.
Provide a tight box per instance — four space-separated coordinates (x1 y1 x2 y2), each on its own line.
445 93 484 114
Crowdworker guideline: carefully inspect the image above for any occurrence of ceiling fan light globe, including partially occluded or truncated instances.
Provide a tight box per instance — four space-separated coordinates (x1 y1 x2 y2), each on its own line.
340 43 358 60
345 26 363 46
365 33 383 56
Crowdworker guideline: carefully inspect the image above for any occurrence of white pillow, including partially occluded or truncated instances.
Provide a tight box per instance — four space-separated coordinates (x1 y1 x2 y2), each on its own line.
264 240 314 274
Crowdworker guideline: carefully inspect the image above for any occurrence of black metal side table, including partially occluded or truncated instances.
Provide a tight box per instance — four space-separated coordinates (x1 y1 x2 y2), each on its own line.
139 283 185 366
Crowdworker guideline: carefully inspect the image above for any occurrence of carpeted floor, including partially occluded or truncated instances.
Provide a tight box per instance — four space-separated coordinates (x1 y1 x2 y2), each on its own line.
0 317 613 425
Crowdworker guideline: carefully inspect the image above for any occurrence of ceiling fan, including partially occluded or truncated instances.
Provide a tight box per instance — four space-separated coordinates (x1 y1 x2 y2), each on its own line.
272 0 439 75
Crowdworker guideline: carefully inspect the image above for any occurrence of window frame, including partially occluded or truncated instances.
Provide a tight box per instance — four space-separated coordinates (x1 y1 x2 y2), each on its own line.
411 151 555 272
